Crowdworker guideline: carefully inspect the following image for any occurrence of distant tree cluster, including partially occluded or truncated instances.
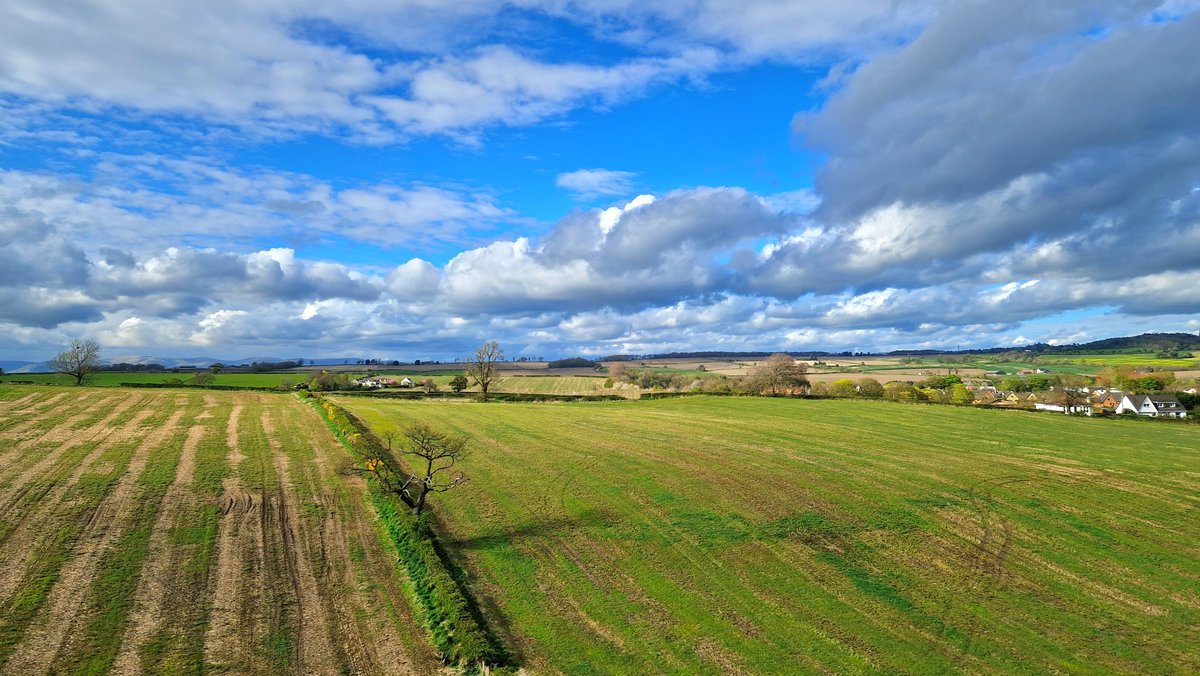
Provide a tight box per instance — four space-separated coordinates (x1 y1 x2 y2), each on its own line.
308 370 353 391
100 362 166 372
1096 366 1176 393
997 374 1054 392
246 359 304 372
607 366 695 390
547 357 596 368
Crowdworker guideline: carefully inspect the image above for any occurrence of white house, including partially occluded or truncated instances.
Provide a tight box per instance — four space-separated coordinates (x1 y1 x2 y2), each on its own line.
1116 394 1188 418
399 377 415 387
1034 402 1093 416
353 377 387 389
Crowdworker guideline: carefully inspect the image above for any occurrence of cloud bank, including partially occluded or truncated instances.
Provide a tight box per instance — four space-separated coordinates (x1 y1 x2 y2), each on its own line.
1 0 1198 359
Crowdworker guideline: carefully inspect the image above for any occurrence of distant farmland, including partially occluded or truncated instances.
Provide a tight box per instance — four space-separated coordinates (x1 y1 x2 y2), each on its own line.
1 372 301 388
338 396 1200 673
0 387 439 674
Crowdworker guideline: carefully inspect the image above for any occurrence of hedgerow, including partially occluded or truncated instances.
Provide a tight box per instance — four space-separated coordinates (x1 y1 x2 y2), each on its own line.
302 393 508 671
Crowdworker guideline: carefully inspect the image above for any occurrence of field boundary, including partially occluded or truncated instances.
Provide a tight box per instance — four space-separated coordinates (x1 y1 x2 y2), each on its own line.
302 393 510 671
335 389 626 402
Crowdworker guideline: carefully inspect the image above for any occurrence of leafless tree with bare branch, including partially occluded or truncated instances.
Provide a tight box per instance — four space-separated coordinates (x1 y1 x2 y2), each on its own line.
466 340 503 401
361 425 469 516
50 339 101 386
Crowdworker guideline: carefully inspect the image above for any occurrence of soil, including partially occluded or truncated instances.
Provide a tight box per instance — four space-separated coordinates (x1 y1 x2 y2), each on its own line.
1 390 441 674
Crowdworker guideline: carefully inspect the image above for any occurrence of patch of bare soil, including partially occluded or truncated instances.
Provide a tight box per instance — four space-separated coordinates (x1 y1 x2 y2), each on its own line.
109 424 205 674
0 393 144 516
0 392 73 442
0 391 110 448
4 409 186 675
0 391 44 410
0 405 156 603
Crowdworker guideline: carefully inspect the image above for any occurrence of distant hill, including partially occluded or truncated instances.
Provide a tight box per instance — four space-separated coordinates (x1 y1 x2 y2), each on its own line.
1051 332 1200 353
602 332 1200 361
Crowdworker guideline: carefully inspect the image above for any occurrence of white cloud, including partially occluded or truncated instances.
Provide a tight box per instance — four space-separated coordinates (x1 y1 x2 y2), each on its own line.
367 46 721 140
0 2 938 140
0 160 514 252
556 169 639 201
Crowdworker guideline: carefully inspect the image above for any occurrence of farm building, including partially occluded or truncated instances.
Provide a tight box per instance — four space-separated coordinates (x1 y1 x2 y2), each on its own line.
1115 394 1188 418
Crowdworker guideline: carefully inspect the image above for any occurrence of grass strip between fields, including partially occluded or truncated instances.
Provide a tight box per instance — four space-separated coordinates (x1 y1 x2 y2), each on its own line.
302 393 510 672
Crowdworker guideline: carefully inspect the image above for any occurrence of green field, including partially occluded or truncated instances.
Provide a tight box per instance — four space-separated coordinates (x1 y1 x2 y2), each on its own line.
337 395 1200 673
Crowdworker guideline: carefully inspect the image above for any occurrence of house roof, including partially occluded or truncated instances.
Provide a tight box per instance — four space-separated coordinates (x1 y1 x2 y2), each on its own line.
1124 394 1184 409
1147 394 1184 409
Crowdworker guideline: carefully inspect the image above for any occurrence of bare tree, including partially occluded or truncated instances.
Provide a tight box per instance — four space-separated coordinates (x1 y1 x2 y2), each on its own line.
465 340 503 401
50 339 101 385
747 353 809 395
364 425 469 516
1053 373 1092 411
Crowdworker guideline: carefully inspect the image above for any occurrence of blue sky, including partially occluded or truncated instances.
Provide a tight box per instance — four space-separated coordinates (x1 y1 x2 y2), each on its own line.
1 0 1198 361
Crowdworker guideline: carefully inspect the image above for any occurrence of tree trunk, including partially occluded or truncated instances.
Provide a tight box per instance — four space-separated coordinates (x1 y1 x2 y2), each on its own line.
413 486 428 515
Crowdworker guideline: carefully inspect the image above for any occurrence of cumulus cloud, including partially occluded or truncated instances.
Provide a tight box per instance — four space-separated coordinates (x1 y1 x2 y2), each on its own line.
0 1 940 140
796 1 1200 272
438 188 793 312
2 1 1199 358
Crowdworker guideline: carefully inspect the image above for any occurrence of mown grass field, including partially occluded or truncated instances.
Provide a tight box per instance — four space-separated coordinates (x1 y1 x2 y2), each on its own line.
338 395 1200 674
492 375 608 395
0 386 439 674
1 372 303 388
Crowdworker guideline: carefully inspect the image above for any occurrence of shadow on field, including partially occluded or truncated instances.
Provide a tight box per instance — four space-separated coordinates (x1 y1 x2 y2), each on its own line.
450 508 616 551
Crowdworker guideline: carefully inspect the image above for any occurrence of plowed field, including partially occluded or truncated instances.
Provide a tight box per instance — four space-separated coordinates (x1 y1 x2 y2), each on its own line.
0 387 439 674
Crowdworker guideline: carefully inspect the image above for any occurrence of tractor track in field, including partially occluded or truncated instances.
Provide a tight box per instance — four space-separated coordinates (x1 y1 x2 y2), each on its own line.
965 475 1034 580
261 408 339 675
3 409 185 676
109 423 206 674
204 402 269 673
0 391 44 410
